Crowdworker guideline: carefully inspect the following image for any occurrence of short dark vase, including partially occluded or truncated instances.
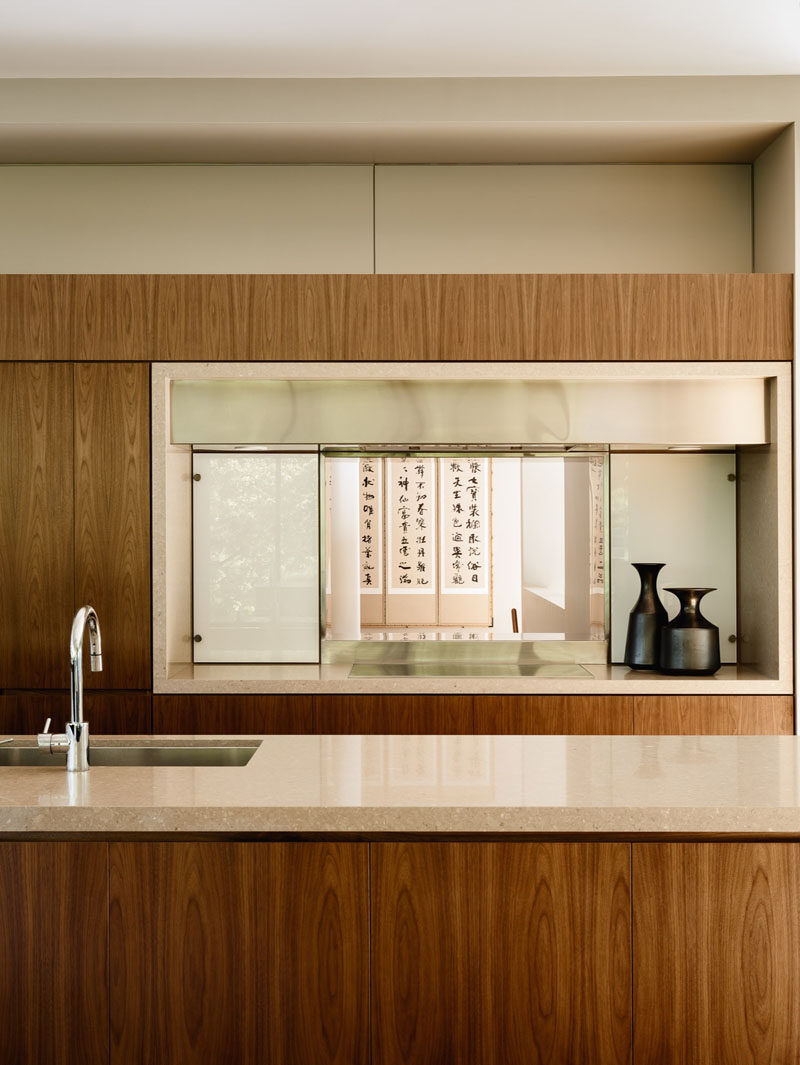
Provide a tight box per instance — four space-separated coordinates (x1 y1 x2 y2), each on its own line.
659 587 721 676
624 562 668 670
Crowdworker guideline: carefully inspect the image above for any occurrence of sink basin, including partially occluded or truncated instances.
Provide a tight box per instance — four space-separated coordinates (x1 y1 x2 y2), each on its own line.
0 744 260 768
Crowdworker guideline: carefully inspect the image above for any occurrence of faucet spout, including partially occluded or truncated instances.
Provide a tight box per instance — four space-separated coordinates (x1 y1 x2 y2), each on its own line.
70 606 102 726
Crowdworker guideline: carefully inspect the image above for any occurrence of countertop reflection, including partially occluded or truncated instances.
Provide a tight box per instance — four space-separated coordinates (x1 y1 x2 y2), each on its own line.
1 733 799 836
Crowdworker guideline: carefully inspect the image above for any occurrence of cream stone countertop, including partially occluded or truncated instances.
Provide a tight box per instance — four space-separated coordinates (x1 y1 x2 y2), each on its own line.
2 733 800 836
159 663 788 695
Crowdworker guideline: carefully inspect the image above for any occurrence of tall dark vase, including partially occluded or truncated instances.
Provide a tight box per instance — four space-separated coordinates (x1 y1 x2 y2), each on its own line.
624 562 668 670
659 587 721 676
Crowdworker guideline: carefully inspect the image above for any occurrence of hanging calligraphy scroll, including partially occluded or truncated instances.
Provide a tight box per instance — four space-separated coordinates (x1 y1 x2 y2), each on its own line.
388 457 436 593
440 458 488 592
359 458 383 592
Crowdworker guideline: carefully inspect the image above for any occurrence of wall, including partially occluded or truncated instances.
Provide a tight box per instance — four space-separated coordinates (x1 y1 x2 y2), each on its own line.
753 126 795 273
0 162 752 273
0 165 373 273
375 165 752 273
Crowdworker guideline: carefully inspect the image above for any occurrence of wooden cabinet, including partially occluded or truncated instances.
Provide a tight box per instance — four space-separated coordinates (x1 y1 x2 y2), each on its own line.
474 695 633 734
0 843 108 1065
633 842 800 1064
150 694 791 738
153 694 313 734
371 842 632 1065
75 363 150 691
0 364 74 688
0 361 151 697
109 841 369 1065
633 695 794 735
0 273 791 362
314 694 473 734
0 691 151 735
9 838 800 1062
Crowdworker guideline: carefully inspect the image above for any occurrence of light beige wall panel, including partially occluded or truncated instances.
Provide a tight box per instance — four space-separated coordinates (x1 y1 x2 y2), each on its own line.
0 165 374 273
375 164 752 273
753 126 795 272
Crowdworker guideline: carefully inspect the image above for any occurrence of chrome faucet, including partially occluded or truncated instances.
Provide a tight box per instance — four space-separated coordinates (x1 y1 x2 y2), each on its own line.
38 606 102 772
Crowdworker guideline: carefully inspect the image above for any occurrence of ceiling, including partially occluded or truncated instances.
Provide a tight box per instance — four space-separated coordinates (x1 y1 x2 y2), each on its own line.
2 0 800 78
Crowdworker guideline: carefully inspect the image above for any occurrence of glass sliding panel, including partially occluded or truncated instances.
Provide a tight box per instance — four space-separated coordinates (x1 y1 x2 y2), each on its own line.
521 455 606 640
192 452 320 663
609 452 736 663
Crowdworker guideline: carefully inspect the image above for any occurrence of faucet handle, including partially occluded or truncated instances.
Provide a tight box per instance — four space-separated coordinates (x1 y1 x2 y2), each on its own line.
37 718 51 749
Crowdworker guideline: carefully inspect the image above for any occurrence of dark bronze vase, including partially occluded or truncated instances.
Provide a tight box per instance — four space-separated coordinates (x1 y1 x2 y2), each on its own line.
659 587 721 676
624 562 668 670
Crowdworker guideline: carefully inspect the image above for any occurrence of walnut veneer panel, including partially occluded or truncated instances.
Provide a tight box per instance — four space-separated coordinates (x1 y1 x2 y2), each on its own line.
153 694 314 734
75 363 151 689
0 690 151 735
474 695 633 734
314 694 474 734
110 842 369 1065
372 842 631 1065
0 364 74 688
634 843 800 1064
0 842 108 1065
110 842 263 1064
263 842 369 1065
0 275 377 361
0 273 790 361
377 273 792 361
633 696 794 735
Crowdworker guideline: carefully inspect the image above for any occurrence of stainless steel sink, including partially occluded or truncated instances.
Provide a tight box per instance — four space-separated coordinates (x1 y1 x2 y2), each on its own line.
0 744 260 768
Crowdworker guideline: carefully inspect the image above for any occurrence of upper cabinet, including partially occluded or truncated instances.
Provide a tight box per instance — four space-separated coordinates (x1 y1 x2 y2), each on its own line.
0 364 74 687
375 164 753 273
0 165 374 274
0 362 151 693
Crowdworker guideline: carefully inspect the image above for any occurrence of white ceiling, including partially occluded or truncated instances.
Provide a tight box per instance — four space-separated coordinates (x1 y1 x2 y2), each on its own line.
2 0 800 78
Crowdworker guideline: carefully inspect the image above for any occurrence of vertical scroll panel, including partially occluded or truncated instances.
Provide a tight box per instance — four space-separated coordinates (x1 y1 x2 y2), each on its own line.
0 363 74 687
74 363 151 689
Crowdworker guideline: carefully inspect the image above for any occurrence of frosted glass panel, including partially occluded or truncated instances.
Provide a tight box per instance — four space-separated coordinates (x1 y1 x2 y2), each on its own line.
193 452 320 663
610 453 736 664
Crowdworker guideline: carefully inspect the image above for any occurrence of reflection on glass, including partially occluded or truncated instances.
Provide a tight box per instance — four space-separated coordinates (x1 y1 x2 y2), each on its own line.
326 453 607 645
193 452 320 663
521 455 606 640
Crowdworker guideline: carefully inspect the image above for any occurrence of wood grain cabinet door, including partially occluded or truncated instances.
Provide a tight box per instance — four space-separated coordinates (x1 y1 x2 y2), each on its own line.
0 363 74 688
633 843 800 1064
109 841 369 1065
314 694 474 734
0 842 108 1065
474 695 633 734
371 842 632 1065
74 363 151 691
633 696 794 735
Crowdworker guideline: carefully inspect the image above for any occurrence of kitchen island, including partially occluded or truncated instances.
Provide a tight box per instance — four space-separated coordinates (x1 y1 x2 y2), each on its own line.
2 732 800 1064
